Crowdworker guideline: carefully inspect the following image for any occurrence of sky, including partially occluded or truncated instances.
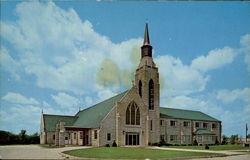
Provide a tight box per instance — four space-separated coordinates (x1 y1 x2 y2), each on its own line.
0 1 250 137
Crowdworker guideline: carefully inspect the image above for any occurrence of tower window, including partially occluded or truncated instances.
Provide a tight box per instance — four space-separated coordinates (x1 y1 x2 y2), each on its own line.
148 79 154 110
126 101 140 125
150 120 153 131
138 80 142 97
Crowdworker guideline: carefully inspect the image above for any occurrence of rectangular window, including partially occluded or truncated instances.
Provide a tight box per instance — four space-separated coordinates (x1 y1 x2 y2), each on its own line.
212 136 217 142
107 133 111 141
94 130 97 139
80 132 83 139
203 123 208 128
197 135 202 142
183 121 190 127
74 133 77 139
212 123 217 129
195 122 200 128
203 136 212 142
160 135 165 141
170 120 176 126
53 134 55 140
170 135 177 142
65 137 68 140
150 120 153 131
160 120 164 126
183 135 191 143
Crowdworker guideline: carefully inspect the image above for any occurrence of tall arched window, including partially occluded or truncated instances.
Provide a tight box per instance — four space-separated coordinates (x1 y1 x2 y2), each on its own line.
138 80 142 97
148 79 154 110
126 101 140 125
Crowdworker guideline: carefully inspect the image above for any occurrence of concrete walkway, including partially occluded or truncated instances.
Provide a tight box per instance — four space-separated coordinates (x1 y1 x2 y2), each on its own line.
0 145 90 159
150 146 246 155
150 147 250 160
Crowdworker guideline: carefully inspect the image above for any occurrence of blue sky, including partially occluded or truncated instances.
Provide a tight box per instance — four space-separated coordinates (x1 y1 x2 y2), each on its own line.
0 1 249 136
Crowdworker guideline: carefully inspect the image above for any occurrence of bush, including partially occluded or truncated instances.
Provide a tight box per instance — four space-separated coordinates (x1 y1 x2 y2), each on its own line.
152 142 159 146
230 135 239 144
105 144 110 147
205 144 209 150
215 138 220 145
193 139 198 146
159 139 166 146
112 140 117 147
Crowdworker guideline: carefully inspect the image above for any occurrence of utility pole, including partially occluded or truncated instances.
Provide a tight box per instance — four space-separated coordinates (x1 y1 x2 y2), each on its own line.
246 123 248 143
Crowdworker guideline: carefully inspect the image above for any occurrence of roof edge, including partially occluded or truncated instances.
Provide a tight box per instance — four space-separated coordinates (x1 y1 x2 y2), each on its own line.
76 90 129 115
43 114 76 118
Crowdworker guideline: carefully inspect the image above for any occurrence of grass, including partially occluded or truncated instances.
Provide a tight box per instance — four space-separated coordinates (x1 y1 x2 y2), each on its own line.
164 145 247 150
63 147 221 159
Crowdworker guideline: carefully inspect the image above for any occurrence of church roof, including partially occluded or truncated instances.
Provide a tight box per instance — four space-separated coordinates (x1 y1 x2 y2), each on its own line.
42 91 128 131
72 90 128 128
195 129 215 135
160 107 220 122
143 23 150 45
43 114 77 132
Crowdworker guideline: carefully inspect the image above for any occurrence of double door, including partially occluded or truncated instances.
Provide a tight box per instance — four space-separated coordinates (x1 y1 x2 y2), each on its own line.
125 132 140 145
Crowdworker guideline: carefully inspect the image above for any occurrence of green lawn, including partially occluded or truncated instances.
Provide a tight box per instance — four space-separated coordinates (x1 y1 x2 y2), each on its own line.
164 145 247 150
63 147 221 159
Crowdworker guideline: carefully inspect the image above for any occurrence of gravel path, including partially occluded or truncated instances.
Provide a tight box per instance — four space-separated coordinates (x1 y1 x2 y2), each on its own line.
0 145 90 159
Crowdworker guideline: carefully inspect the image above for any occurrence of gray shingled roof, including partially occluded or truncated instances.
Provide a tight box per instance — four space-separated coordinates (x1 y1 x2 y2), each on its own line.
160 107 220 122
72 90 128 128
43 114 77 132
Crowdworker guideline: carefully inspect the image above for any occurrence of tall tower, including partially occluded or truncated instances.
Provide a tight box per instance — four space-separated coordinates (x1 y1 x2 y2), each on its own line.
135 23 160 144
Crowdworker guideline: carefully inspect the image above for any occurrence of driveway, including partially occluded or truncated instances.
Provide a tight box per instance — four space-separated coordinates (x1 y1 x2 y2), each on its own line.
0 145 90 159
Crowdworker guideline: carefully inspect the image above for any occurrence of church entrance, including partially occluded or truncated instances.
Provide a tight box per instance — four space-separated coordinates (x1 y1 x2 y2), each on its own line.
125 132 140 145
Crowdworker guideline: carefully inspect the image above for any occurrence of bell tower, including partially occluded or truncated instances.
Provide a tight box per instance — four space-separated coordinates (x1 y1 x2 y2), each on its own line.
135 23 160 144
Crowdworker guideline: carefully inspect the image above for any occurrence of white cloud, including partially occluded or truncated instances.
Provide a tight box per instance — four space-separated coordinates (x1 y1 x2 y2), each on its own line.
156 55 209 97
216 88 250 103
191 47 238 72
2 92 40 105
51 92 79 108
240 34 250 72
0 46 20 80
163 93 250 136
1 1 141 95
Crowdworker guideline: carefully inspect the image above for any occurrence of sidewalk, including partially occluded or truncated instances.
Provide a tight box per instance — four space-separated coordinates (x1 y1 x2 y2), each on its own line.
150 146 250 160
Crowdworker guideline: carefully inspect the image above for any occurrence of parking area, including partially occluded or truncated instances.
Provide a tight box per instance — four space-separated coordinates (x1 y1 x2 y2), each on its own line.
0 145 89 159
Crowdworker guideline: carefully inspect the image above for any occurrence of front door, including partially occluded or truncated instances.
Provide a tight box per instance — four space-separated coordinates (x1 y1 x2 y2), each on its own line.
125 133 140 145
82 131 89 146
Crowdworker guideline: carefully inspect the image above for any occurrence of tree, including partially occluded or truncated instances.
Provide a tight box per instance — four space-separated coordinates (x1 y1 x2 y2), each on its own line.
193 139 198 146
221 135 228 145
19 129 27 144
247 134 250 138
230 135 239 144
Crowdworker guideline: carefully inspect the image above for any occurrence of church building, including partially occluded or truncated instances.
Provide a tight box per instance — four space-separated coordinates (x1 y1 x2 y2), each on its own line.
40 24 221 147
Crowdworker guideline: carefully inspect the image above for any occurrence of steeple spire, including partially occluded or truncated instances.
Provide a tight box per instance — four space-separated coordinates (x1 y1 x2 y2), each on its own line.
141 23 152 58
144 23 150 45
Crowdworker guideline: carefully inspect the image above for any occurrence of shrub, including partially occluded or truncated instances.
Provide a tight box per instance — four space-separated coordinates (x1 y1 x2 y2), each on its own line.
205 144 209 150
193 139 198 146
112 140 117 147
105 144 110 147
